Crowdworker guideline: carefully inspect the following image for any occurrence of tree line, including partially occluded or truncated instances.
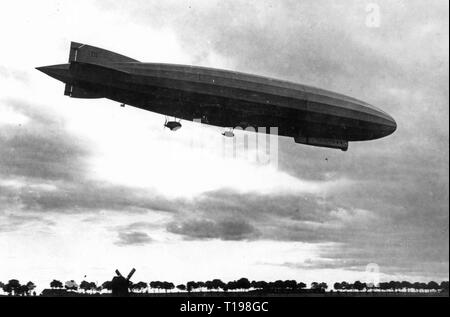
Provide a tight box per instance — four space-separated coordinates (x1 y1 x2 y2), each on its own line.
334 280 448 293
0 280 36 296
1 278 448 296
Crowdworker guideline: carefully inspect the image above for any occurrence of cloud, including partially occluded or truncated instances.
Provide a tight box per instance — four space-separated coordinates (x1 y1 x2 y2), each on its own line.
0 65 29 83
0 99 184 214
115 221 164 231
0 212 55 233
274 257 371 271
5 95 441 278
162 187 448 278
115 231 153 246
0 99 89 181
167 218 259 241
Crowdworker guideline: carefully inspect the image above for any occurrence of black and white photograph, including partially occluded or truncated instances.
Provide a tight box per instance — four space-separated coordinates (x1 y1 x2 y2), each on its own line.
0 0 448 312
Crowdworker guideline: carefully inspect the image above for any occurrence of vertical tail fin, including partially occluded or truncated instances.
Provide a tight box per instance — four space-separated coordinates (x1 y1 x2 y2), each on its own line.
64 42 138 98
68 42 139 65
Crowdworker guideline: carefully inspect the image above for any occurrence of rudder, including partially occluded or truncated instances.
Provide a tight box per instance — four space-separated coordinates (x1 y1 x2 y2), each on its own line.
65 42 137 99
68 42 139 65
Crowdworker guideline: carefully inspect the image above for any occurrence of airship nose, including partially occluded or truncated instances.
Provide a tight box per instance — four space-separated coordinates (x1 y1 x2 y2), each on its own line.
36 64 70 82
385 113 397 135
362 103 397 140
374 112 397 139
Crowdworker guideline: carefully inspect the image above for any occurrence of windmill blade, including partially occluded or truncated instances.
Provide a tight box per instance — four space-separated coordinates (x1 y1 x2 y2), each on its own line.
115 269 123 278
126 268 136 281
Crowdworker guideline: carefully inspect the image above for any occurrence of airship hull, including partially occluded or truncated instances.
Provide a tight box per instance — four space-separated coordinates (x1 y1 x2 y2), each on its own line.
36 42 397 151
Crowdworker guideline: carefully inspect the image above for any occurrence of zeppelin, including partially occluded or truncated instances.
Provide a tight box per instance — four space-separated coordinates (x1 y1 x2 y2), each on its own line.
37 42 397 151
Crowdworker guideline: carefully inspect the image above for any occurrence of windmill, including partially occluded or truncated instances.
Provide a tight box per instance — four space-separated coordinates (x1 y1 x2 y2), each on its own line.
111 268 136 297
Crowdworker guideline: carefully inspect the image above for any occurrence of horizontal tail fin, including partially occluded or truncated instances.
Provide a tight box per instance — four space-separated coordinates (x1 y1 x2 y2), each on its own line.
64 84 103 99
68 42 139 65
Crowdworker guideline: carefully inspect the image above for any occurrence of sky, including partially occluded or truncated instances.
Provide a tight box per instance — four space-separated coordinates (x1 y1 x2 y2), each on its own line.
0 0 448 292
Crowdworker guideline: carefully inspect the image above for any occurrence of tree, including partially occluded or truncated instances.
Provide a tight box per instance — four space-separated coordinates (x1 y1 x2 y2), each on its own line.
130 282 139 293
149 281 160 293
412 282 422 293
140 281 149 293
311 282 327 292
176 284 186 292
226 281 237 292
353 281 364 292
212 279 225 291
273 280 284 291
440 281 449 293
26 282 36 295
132 281 148 293
379 282 389 292
297 282 307 291
427 281 439 292
2 283 13 295
401 281 412 292
236 278 251 292
197 281 206 292
88 282 97 294
0 282 4 295
6 279 21 296
284 280 297 291
102 281 112 292
205 280 214 291
17 285 30 296
340 281 350 291
79 280 91 293
419 282 428 292
388 281 399 292
150 281 169 293
362 282 368 292
65 280 78 292
251 281 267 291
319 282 328 291
186 281 198 293
50 280 63 289
162 281 174 293
334 282 342 291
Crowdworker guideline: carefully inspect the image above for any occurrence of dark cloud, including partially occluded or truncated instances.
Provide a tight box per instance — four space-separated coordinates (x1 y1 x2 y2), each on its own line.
170 187 448 278
115 231 153 246
0 99 181 215
1 180 178 214
317 240 450 279
0 99 89 181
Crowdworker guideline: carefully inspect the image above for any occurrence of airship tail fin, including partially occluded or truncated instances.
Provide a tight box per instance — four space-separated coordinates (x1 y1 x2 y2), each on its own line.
68 42 139 65
64 84 103 99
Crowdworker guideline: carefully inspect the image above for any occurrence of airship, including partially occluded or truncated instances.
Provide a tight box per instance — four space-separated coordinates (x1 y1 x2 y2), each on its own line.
37 42 396 151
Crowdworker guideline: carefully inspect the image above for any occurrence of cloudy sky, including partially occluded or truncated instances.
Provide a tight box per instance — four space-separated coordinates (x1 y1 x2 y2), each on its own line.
0 0 448 291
